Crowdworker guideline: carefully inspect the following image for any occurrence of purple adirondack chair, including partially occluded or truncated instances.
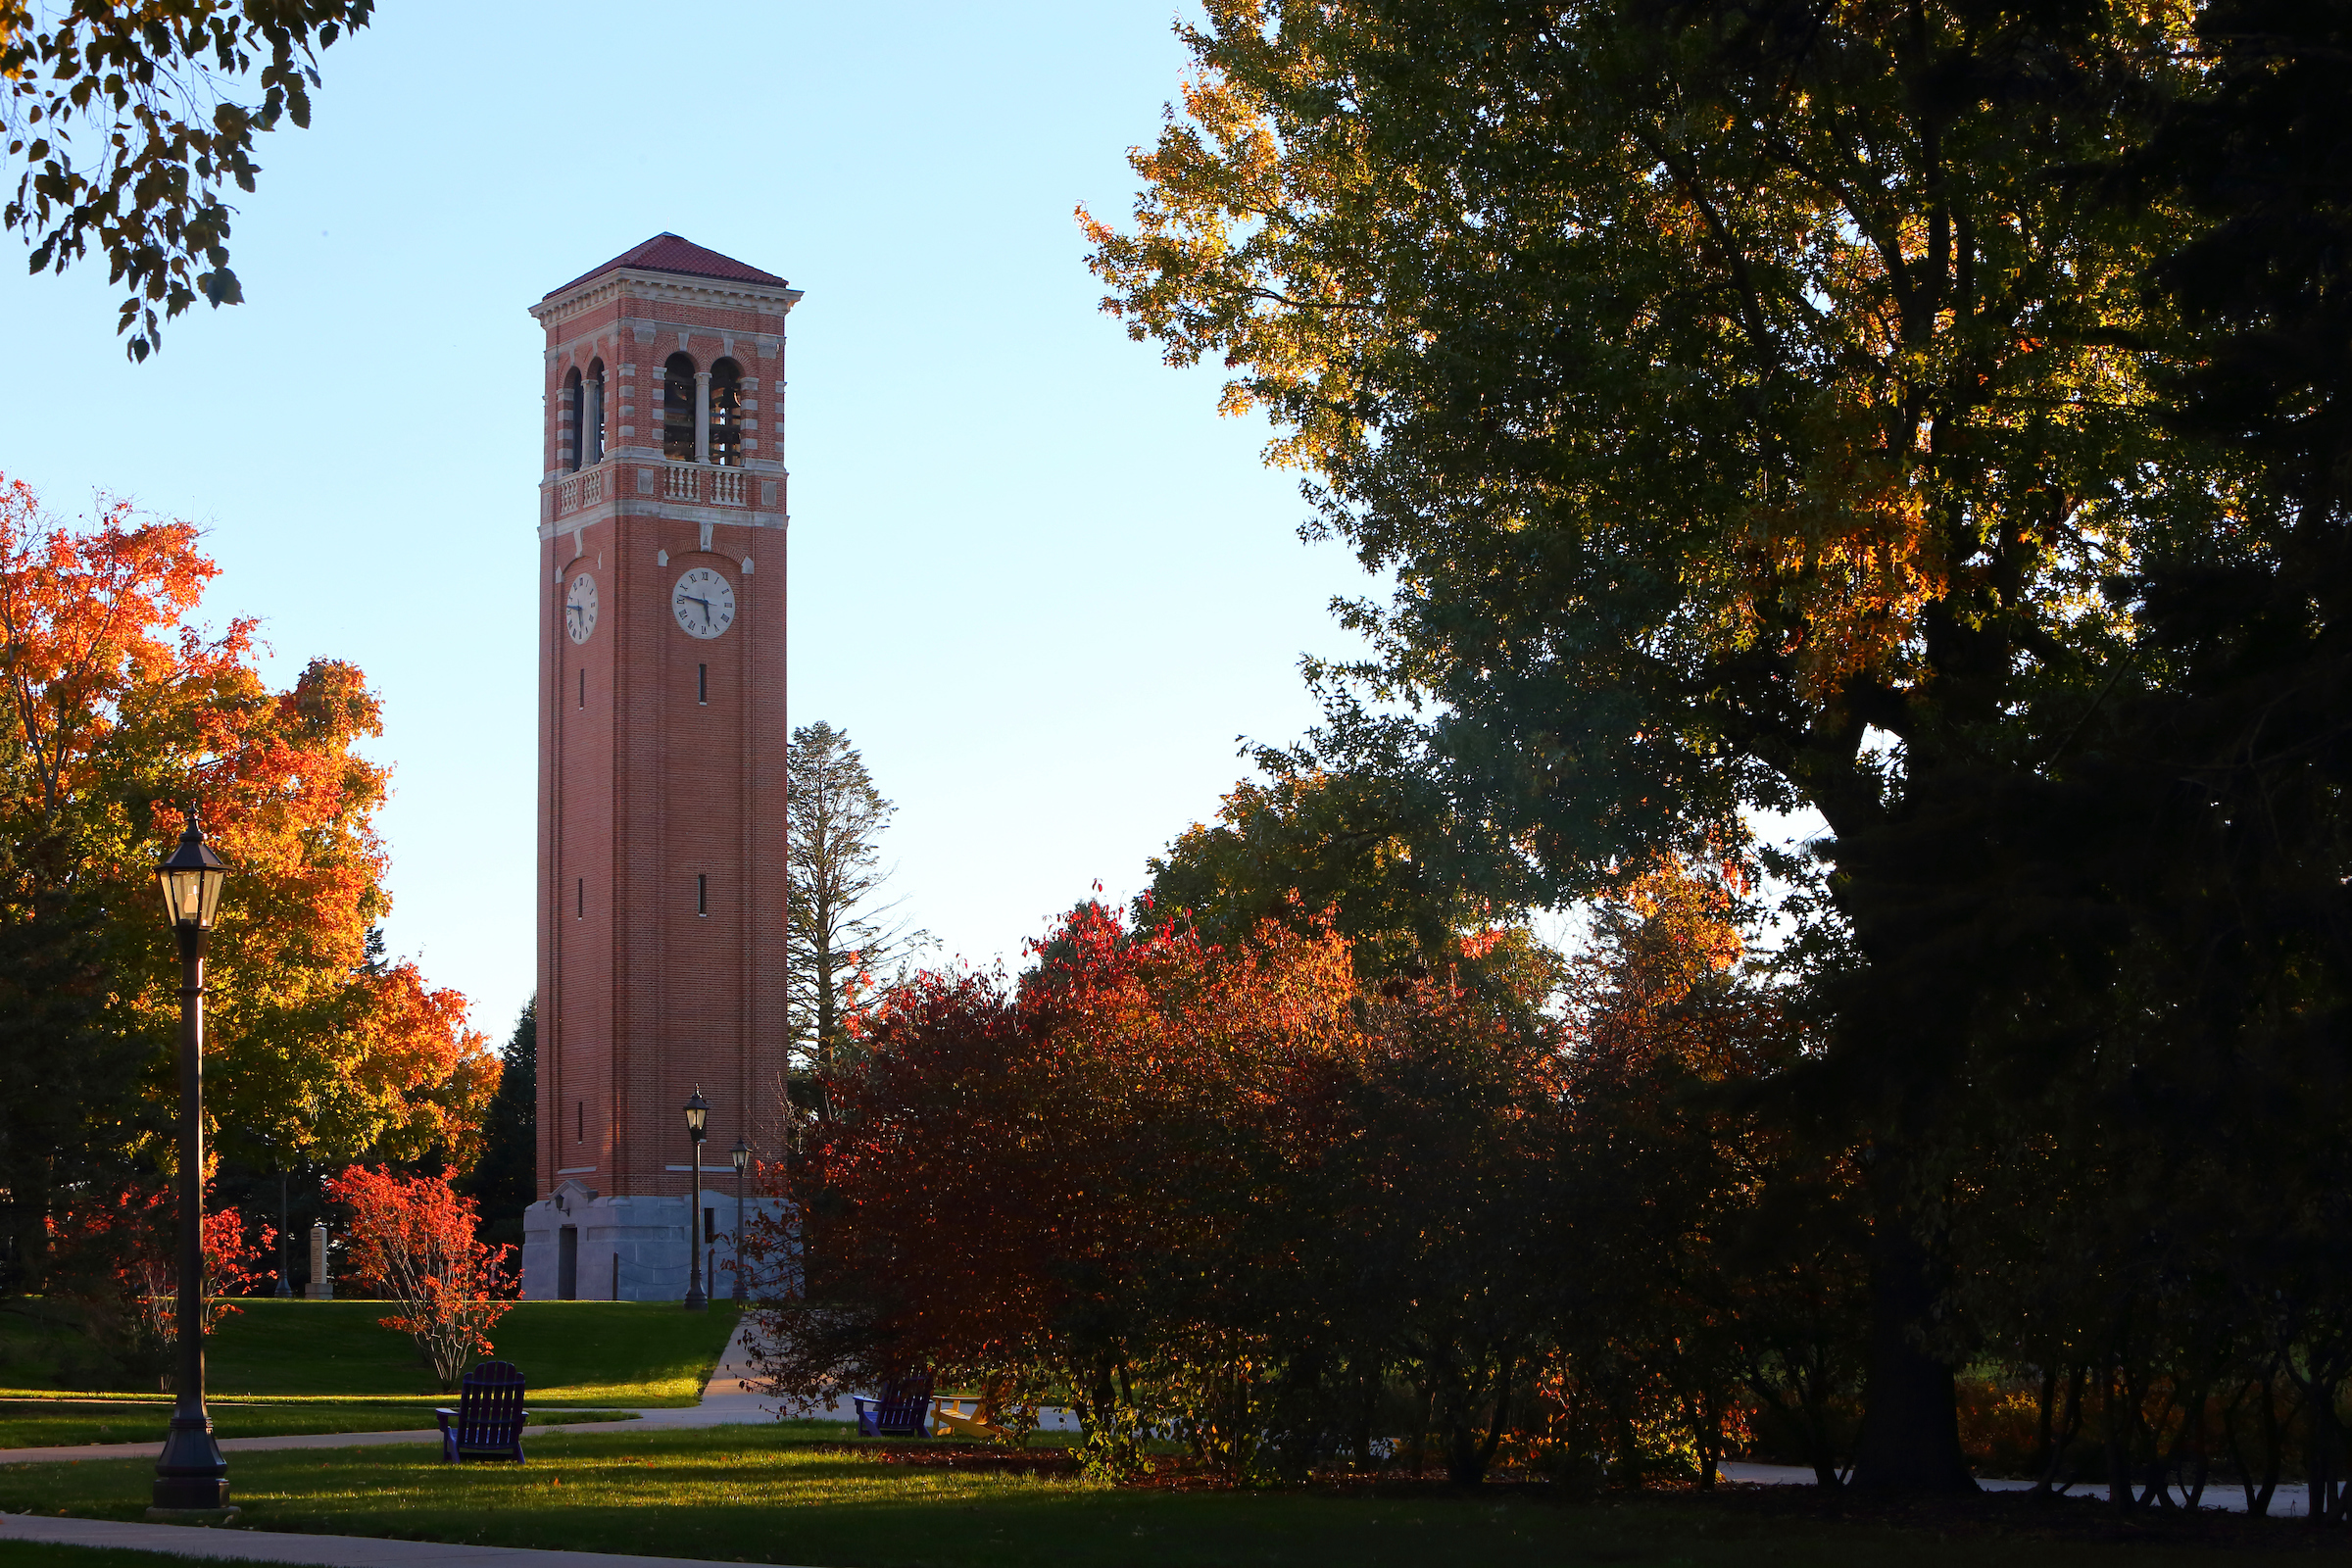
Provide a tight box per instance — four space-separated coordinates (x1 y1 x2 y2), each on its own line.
434 1359 529 1463
852 1370 936 1438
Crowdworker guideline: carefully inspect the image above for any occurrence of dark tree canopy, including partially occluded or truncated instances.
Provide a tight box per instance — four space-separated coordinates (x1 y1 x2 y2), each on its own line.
1087 0 2352 1496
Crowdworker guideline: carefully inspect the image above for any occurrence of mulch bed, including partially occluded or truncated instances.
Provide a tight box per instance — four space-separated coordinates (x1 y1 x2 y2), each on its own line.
821 1442 1080 1476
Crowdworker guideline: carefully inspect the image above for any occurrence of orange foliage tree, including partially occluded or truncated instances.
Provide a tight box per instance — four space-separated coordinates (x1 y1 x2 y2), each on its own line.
0 473 494 1281
326 1165 516 1390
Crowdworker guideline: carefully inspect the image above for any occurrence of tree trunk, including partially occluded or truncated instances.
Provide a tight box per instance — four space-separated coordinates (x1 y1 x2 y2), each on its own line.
2306 1377 2344 1525
1848 1230 1976 1493
2254 1377 2289 1516
2035 1365 2084 1496
2104 1361 2133 1511
1411 1382 1434 1480
1696 1388 1722 1490
811 945 836 1119
1447 1352 1514 1486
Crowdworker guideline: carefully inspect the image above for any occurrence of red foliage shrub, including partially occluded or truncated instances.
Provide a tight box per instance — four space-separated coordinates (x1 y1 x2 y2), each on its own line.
48 1183 270 1388
325 1164 515 1390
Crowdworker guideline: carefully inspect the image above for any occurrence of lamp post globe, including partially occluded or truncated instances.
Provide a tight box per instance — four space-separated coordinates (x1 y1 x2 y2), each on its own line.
152 808 231 1513
728 1137 751 1303
683 1089 710 1311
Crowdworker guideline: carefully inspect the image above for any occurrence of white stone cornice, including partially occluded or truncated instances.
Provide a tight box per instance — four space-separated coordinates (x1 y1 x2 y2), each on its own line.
535 503 786 543
529 269 804 329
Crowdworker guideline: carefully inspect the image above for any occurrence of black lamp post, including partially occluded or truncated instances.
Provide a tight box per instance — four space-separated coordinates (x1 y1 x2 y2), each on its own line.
153 808 230 1513
272 1168 291 1298
683 1089 710 1311
728 1137 751 1303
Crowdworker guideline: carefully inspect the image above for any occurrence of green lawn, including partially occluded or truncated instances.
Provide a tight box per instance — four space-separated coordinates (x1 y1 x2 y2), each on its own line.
0 1299 740 1408
0 1398 628 1450
0 1423 2324 1568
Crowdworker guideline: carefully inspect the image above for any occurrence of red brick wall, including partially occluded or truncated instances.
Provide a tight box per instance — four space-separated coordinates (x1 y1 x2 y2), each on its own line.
532 262 796 1200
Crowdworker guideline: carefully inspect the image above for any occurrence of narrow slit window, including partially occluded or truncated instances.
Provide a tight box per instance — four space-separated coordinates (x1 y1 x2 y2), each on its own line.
697 873 708 916
562 368 583 472
578 668 585 709
697 662 708 705
704 1207 717 1243
576 1101 584 1143
576 877 583 919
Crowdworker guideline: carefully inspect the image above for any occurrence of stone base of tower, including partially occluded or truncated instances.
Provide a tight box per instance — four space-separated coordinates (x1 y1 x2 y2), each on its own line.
521 1178 797 1303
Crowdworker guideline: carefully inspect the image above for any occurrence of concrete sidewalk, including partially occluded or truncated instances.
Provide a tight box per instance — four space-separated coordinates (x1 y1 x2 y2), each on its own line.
0 1513 822 1567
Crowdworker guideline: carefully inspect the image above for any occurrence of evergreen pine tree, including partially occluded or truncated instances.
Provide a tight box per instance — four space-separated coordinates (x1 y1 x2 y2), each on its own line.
464 1000 536 1249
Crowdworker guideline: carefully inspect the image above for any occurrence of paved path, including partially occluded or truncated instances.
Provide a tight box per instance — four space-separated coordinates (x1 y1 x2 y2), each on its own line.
0 1513 822 1567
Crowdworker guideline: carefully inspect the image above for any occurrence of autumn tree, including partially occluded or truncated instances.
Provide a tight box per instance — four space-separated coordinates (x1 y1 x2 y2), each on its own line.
755 895 1589 1485
1552 861 1865 1490
785 721 923 1110
2 0 373 358
756 905 1367 1473
1082 0 2281 1489
0 476 494 1283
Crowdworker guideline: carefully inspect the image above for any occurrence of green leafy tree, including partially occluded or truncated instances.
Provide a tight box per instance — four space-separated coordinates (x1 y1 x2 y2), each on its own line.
1 0 373 359
1142 763 1541 978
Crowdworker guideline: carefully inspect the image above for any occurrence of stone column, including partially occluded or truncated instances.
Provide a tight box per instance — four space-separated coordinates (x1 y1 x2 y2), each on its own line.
587 375 606 463
308 1221 333 1299
694 371 712 465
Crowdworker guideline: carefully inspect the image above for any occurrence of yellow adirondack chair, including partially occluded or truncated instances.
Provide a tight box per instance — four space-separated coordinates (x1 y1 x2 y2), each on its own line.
931 1395 1010 1443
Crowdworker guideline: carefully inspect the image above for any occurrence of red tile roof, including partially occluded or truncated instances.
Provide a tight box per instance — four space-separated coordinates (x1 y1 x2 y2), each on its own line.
547 234 789 297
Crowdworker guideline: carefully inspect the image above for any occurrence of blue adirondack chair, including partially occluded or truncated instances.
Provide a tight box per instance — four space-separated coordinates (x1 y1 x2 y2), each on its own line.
435 1359 529 1463
852 1370 936 1438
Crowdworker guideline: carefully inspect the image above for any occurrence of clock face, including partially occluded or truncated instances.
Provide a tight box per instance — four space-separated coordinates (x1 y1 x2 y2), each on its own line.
564 573 599 644
671 566 737 640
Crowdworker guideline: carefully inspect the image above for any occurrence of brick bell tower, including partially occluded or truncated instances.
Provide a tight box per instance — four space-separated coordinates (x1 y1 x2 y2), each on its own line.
519 235 798 1301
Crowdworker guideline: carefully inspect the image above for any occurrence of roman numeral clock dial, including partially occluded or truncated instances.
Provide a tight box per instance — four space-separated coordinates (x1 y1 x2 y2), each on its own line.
564 572 598 644
671 566 736 639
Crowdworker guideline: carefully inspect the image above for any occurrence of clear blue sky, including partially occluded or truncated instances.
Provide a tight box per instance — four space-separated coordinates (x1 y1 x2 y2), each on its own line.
0 1 1374 1043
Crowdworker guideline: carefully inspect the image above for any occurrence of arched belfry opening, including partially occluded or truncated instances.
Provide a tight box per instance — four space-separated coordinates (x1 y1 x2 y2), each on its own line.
662 353 698 462
583 358 607 465
709 359 743 467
